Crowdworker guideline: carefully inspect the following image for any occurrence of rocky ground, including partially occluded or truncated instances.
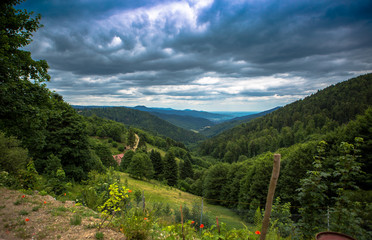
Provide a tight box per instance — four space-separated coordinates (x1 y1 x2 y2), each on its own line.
0 188 125 240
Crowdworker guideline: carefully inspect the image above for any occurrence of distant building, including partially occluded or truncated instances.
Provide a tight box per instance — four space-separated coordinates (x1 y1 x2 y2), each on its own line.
113 153 124 165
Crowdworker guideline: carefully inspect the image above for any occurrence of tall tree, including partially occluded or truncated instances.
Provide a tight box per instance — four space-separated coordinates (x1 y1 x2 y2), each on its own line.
128 152 154 180
0 0 51 155
94 143 116 168
150 150 163 180
163 151 178 186
180 156 193 180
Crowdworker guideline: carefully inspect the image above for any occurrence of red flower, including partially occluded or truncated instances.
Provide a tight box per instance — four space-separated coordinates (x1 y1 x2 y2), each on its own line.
44 201 46 204
191 221 195 224
144 217 148 220
128 190 132 193
25 218 30 222
22 195 25 198
64 193 66 196
255 231 261 235
200 224 204 229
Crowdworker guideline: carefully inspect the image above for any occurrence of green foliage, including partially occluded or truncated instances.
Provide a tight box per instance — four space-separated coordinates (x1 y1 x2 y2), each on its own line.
98 183 129 229
81 168 121 210
150 150 163 180
128 153 154 180
253 206 262 230
119 210 152 240
297 141 330 238
70 214 82 225
163 151 178 186
199 74 372 161
203 163 230 204
94 143 117 168
120 150 135 171
0 0 51 157
180 156 194 180
17 161 39 190
95 232 104 240
0 1 103 182
270 197 295 238
134 189 142 206
0 131 29 175
127 128 136 148
239 153 274 213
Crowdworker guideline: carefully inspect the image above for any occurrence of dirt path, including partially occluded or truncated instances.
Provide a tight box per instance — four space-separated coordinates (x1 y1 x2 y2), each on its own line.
132 133 140 151
0 188 125 240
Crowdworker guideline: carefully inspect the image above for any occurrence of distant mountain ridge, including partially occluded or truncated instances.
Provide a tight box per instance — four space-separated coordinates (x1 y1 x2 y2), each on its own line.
131 105 229 121
200 107 281 137
74 106 206 144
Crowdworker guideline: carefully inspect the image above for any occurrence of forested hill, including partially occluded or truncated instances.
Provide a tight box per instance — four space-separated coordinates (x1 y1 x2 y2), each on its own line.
76 107 206 144
200 107 281 137
199 73 372 161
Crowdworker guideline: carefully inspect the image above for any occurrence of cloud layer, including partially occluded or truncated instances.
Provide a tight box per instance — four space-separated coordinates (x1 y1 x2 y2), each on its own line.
22 0 372 111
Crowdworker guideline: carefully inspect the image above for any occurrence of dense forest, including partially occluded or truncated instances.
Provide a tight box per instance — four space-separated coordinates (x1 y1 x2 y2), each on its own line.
76 106 206 144
199 74 372 161
1 1 371 239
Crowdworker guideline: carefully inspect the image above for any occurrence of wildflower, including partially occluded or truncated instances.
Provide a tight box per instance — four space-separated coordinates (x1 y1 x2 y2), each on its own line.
200 224 204 229
22 195 25 198
64 193 66 196
25 218 30 222
128 190 132 193
191 221 195 224
44 201 46 204
255 231 261 235
144 217 148 220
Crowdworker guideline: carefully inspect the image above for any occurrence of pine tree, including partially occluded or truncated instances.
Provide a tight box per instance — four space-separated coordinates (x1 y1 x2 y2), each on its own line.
150 150 163 179
163 151 178 186
180 156 193 180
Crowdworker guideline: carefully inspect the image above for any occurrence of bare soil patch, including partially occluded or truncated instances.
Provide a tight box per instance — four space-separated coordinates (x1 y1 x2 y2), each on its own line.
0 187 125 240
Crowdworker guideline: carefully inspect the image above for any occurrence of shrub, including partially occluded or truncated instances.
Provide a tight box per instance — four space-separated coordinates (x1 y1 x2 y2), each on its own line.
70 214 82 225
95 232 104 240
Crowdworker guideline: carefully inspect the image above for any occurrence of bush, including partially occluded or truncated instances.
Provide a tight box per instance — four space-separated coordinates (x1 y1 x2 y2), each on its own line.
120 209 152 240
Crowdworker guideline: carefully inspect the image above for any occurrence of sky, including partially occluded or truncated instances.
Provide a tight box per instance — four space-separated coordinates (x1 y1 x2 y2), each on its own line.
21 0 372 111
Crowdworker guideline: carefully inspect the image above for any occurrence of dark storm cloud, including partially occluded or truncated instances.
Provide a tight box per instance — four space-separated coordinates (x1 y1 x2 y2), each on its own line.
21 0 372 110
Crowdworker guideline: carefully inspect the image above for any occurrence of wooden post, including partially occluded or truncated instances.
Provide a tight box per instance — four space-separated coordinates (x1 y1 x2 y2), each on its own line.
200 197 204 234
181 205 185 240
260 154 281 240
216 217 220 234
142 190 146 214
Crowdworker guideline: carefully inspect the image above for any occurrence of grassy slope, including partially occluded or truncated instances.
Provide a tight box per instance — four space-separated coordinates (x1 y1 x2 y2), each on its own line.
119 172 246 229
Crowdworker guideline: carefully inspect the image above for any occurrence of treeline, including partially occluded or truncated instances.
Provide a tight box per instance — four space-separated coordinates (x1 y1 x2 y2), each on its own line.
77 107 206 144
199 74 372 162
191 107 372 239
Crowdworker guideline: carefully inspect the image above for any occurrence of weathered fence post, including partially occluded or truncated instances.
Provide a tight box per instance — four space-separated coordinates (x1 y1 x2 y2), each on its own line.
181 205 185 240
260 153 281 240
200 197 204 233
142 190 146 214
